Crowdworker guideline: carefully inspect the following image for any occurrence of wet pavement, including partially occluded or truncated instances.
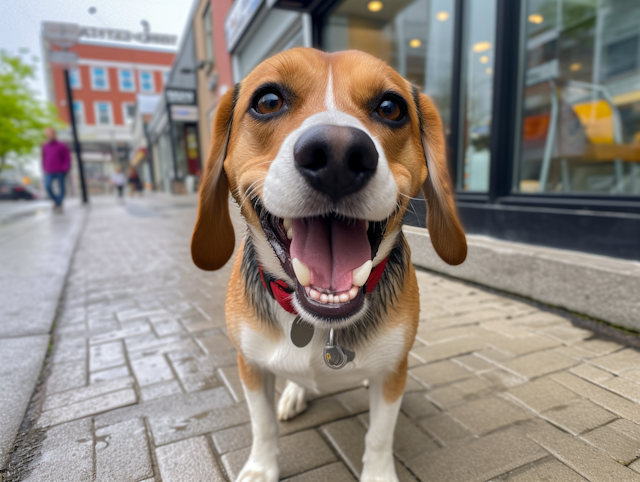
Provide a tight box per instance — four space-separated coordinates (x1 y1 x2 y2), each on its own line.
3 194 640 481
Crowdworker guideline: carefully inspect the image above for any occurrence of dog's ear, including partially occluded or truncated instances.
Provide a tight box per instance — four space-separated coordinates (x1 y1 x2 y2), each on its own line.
414 89 467 265
191 85 238 271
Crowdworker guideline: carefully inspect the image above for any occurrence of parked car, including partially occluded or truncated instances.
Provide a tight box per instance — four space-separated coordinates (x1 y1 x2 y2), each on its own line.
0 180 39 200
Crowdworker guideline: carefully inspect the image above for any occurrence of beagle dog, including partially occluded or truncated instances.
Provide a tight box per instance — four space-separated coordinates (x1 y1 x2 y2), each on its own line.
192 48 466 482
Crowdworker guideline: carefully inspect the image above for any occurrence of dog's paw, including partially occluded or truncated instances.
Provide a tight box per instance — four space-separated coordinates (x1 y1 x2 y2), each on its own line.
277 381 307 421
236 461 278 482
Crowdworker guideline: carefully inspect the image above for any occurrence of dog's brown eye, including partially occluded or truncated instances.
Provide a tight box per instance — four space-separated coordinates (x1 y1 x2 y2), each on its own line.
256 92 283 115
377 99 402 121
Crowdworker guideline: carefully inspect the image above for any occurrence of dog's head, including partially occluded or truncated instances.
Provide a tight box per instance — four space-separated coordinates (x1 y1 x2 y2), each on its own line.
192 48 466 326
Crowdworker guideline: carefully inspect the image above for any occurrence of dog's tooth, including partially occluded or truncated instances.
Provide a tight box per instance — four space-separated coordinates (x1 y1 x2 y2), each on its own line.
349 286 359 300
320 293 329 303
310 289 320 300
339 293 349 303
287 226 293 239
292 258 311 286
283 217 292 231
328 294 334 303
352 260 373 287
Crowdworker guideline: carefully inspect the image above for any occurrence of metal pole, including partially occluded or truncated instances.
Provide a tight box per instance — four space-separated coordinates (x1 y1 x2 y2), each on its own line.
63 69 88 204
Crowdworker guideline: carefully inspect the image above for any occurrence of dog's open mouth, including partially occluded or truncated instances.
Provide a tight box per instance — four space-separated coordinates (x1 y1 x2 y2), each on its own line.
255 201 386 321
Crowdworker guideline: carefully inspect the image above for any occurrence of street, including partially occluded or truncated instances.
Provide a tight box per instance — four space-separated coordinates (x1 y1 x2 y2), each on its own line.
2 194 640 482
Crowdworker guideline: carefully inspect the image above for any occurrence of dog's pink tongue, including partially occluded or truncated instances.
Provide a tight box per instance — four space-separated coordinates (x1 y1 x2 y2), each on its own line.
290 217 370 292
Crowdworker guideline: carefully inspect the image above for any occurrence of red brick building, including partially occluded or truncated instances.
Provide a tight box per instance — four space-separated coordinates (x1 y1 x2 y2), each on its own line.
43 37 175 192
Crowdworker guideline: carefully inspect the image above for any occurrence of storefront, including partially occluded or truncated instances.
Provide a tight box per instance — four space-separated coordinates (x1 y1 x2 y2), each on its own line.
227 0 640 261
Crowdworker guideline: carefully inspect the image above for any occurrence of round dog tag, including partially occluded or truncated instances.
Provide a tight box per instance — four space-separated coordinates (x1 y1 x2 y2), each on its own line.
290 316 314 347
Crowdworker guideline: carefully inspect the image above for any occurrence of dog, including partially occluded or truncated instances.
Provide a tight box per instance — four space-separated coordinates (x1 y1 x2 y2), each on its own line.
191 48 466 482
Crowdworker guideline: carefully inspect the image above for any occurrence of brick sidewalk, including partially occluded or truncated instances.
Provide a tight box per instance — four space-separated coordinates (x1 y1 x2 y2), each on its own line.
5 195 640 482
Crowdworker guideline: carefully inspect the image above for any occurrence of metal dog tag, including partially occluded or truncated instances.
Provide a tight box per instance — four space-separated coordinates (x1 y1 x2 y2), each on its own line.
323 329 355 369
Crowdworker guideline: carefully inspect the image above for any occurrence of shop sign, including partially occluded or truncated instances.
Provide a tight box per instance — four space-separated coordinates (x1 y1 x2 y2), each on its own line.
49 50 78 68
166 89 196 105
171 105 199 122
225 0 264 52
42 21 177 47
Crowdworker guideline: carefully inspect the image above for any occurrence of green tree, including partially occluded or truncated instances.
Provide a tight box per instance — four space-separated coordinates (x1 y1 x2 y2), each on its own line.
0 50 60 173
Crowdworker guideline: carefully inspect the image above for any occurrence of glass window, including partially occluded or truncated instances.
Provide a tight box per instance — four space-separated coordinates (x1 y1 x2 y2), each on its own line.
73 101 83 125
119 69 135 92
95 102 112 125
516 0 640 195
457 0 497 192
91 67 109 90
322 0 456 132
139 71 155 93
203 3 215 65
122 103 135 124
69 68 81 89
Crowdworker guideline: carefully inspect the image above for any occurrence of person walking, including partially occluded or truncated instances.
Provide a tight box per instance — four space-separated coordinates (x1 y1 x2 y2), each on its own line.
42 127 70 212
111 166 126 200
128 166 143 197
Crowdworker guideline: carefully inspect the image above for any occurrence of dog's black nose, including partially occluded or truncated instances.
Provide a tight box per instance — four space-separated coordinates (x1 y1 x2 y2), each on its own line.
293 125 378 202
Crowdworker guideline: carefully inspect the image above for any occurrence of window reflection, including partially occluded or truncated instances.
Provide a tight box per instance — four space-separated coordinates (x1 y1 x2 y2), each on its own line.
458 0 496 192
517 0 640 195
323 0 455 131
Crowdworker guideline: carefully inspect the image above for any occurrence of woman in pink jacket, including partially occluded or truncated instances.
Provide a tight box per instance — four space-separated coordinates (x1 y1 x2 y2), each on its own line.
41 128 70 212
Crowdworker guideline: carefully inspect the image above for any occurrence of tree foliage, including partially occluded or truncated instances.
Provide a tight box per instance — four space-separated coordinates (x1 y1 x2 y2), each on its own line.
0 50 60 171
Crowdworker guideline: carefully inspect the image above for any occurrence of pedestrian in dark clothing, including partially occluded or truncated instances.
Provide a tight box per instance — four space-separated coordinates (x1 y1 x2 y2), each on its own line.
128 166 143 197
42 128 70 212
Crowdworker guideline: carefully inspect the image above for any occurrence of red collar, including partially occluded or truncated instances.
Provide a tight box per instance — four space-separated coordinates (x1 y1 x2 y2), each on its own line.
258 257 389 314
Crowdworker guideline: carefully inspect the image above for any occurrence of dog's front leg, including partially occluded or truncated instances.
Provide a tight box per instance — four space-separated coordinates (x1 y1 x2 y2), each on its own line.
237 353 279 482
361 358 407 482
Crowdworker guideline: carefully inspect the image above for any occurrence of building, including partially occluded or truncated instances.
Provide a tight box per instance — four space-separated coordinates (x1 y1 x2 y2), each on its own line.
224 0 640 330
146 0 234 194
42 24 176 193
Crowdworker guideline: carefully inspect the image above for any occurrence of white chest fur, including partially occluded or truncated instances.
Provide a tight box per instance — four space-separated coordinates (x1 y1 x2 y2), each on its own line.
239 312 407 394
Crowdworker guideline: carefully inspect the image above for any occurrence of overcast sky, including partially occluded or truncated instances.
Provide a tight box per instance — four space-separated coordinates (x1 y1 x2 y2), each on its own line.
0 0 192 100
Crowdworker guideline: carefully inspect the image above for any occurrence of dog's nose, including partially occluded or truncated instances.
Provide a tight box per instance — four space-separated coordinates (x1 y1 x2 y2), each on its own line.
293 125 378 202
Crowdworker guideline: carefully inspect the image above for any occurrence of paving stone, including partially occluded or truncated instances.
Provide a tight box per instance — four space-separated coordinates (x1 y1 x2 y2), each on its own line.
130 355 174 387
542 399 617 435
150 397 249 446
602 376 640 403
282 461 357 481
581 422 640 465
493 456 587 481
416 325 482 345
538 325 594 344
401 392 440 419
570 363 615 383
222 429 337 481
140 380 183 401
454 353 495 372
38 388 138 428
90 324 151 345
508 377 580 413
22 418 94 482
156 435 225 482
95 418 153 482
527 419 640 481
448 395 533 435
170 355 227 392
411 337 486 364
334 387 370 415
90 365 131 384
44 376 134 411
409 360 473 388
419 412 472 446
428 309 507 329
151 319 184 336
591 348 640 374
197 332 236 355
51 335 87 363
211 423 253 454
90 341 126 372
278 395 350 436
551 371 640 425
573 338 622 357
502 350 578 380
321 416 366 475
46 361 87 395
218 365 246 402
480 367 528 390
407 428 547 482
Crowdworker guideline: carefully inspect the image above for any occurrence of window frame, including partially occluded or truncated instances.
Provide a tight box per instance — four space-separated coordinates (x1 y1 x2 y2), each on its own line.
94 101 113 126
118 68 136 92
138 70 155 93
69 68 82 89
122 102 136 125
90 66 110 91
73 100 84 125
203 2 215 67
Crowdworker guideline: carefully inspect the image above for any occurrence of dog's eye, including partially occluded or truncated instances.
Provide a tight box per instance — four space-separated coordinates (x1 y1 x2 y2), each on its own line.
377 98 403 121
255 92 284 115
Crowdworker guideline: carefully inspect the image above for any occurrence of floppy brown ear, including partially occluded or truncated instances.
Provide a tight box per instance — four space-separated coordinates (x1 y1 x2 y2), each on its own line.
415 90 467 265
191 86 238 271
